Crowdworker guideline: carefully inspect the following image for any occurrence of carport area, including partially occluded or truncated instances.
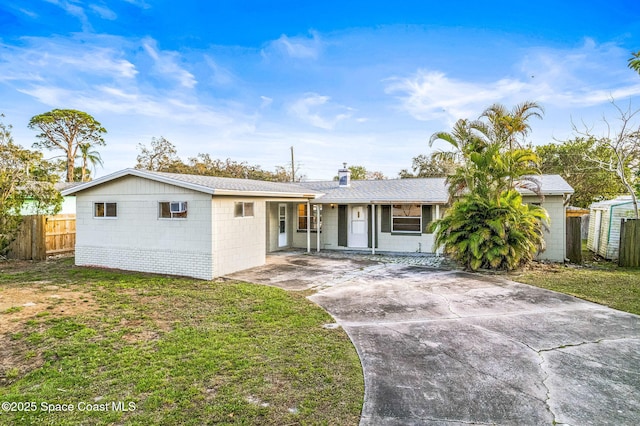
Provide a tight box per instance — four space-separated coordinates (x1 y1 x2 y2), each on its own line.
227 252 640 425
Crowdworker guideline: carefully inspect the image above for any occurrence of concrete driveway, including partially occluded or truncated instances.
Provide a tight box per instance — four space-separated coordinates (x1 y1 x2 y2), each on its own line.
228 252 640 425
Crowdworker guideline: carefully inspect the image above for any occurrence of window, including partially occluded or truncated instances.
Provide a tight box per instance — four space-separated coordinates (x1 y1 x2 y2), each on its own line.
159 201 188 219
392 204 421 233
297 203 319 231
234 202 254 217
94 202 117 218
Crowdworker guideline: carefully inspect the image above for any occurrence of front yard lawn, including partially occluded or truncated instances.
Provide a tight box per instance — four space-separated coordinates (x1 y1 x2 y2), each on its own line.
509 251 640 316
0 257 363 425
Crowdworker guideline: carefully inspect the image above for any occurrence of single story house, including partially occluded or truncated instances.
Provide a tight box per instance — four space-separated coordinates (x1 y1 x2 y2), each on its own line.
20 182 79 215
61 167 574 279
587 196 639 259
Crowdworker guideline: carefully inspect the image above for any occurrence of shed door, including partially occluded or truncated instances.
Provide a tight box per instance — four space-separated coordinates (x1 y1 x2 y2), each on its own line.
593 209 602 253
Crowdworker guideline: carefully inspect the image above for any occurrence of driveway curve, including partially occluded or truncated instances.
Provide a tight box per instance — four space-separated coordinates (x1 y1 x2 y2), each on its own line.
228 252 640 425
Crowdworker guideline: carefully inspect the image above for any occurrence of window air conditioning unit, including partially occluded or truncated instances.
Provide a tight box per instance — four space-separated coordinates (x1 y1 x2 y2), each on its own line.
170 202 187 213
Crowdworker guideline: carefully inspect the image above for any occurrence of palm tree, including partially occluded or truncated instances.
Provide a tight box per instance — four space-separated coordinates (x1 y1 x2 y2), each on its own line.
77 143 104 182
431 190 549 271
429 102 548 271
481 101 544 151
629 51 640 74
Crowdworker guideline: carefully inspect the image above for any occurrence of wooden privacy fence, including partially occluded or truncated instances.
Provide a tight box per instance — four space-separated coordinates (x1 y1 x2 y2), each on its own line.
7 214 76 260
566 216 582 264
619 218 640 267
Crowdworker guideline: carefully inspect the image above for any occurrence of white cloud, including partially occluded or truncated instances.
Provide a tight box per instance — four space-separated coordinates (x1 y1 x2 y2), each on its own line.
263 31 322 60
44 0 92 31
0 38 138 83
142 38 197 89
288 93 354 130
89 4 117 20
17 84 243 130
19 8 38 18
204 56 236 86
386 39 640 124
260 96 273 108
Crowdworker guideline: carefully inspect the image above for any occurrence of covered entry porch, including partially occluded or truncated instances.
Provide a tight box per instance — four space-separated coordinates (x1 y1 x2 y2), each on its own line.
267 201 442 255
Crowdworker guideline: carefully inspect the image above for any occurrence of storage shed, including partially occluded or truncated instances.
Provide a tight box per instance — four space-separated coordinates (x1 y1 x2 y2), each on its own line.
587 196 639 259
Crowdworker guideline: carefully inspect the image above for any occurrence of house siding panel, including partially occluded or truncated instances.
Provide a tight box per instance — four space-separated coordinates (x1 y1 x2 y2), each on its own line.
212 198 266 276
523 195 566 262
74 175 214 279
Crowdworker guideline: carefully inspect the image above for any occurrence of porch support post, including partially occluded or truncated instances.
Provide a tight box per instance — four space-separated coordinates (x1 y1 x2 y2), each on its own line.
371 204 376 255
306 200 311 253
316 205 321 253
435 204 440 220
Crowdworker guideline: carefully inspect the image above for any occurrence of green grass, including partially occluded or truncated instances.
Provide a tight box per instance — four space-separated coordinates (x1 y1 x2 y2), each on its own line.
509 249 640 315
0 258 363 425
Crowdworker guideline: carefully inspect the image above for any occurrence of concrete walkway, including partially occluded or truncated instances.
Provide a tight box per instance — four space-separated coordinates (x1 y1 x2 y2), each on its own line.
228 252 640 425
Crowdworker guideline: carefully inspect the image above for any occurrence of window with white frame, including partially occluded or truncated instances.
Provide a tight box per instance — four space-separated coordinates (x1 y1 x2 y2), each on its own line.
234 202 254 217
297 203 320 231
94 202 117 218
392 204 421 233
159 201 188 219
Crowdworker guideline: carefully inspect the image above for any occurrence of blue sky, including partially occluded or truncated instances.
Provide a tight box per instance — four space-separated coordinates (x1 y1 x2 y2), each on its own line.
1 1 640 180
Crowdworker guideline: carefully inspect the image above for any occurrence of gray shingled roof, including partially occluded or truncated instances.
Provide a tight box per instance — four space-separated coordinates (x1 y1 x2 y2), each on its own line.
61 168 319 198
146 170 318 195
517 174 575 196
299 178 450 203
61 168 573 202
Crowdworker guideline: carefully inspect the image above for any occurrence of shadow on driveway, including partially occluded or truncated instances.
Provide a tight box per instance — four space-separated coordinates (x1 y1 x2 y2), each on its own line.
228 252 640 425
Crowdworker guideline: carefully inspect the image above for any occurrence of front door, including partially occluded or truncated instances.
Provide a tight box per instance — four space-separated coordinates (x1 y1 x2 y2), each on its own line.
278 204 287 247
348 205 368 247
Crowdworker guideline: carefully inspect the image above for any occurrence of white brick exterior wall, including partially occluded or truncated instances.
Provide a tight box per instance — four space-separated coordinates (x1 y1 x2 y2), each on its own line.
75 175 215 279
212 198 266 276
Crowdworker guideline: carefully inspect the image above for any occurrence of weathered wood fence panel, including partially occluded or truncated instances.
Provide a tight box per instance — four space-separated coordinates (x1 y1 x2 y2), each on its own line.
566 216 582 264
619 218 640 267
7 215 76 260
45 214 76 255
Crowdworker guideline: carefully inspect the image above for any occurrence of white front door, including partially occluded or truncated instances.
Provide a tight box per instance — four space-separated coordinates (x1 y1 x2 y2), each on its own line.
348 205 368 248
278 204 287 247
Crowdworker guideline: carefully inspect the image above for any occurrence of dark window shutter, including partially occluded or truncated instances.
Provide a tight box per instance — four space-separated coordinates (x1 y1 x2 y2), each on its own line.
422 205 432 234
338 205 348 246
381 205 391 233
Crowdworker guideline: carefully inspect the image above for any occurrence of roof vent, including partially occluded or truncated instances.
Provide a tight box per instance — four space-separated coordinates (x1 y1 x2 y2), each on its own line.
338 163 351 187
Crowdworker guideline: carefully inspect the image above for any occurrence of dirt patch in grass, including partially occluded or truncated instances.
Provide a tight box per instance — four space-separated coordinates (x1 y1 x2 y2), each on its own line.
0 282 98 388
0 286 97 334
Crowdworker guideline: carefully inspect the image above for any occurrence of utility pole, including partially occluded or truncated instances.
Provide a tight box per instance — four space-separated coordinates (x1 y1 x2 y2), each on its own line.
290 146 295 182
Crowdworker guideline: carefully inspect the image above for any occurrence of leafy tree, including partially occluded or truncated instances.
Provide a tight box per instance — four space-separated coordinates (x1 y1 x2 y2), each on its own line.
536 138 627 208
186 154 292 181
135 136 183 172
431 191 549 271
28 109 107 182
571 102 640 218
0 115 62 255
429 102 547 271
135 138 293 182
399 153 458 178
333 165 386 181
